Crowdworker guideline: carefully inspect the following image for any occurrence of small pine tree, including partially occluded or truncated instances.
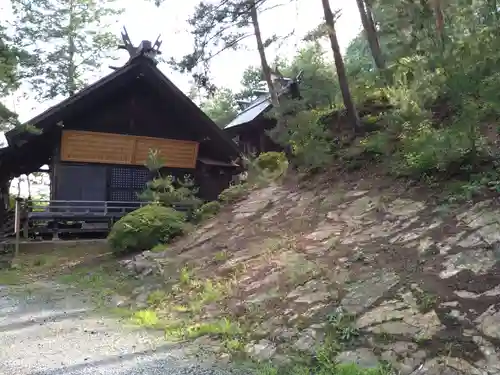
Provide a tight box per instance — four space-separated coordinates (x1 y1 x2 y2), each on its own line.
139 149 202 211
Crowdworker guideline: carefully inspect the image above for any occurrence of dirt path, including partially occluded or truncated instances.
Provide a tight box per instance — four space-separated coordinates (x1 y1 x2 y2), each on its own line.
0 282 240 375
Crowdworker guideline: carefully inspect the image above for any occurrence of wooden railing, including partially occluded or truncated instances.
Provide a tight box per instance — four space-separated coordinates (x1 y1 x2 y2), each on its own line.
0 198 196 255
26 200 150 216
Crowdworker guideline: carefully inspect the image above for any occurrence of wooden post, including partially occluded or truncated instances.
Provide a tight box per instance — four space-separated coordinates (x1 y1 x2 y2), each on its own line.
14 198 21 259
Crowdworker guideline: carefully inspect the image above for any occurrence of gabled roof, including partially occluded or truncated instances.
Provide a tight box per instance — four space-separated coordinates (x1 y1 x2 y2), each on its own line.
224 78 297 130
5 56 240 159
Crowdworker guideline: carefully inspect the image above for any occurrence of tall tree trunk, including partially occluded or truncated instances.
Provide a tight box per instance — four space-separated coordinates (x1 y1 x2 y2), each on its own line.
321 0 362 133
355 0 385 72
67 0 77 96
248 1 279 109
248 0 294 159
431 0 445 43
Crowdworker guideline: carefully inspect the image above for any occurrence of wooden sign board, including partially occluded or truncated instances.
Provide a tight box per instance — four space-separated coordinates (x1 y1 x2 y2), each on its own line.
60 130 199 169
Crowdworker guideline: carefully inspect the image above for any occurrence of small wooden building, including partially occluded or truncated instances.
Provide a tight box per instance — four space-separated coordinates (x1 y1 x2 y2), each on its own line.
0 40 241 215
224 74 301 156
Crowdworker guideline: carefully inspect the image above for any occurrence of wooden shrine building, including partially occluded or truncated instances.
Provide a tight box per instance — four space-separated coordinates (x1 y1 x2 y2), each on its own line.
0 33 241 237
223 71 302 156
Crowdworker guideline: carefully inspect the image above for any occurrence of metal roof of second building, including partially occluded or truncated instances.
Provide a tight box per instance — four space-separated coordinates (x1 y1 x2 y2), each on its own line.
224 94 273 129
224 78 295 130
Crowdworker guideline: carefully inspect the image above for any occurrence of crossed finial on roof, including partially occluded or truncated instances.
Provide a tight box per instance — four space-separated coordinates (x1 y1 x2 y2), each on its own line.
109 26 163 70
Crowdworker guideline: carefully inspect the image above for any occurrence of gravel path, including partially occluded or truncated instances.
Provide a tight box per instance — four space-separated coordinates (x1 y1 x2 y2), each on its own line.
0 283 241 375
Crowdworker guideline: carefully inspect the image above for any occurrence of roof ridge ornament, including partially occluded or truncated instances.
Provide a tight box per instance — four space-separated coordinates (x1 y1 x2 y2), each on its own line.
109 27 162 70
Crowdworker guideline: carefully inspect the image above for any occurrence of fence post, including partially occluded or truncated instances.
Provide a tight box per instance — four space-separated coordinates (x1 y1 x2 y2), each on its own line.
14 198 21 259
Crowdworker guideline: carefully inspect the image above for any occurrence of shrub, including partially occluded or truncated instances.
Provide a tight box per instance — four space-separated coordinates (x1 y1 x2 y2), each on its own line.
255 152 288 173
139 174 202 212
218 183 249 204
396 123 481 176
192 201 221 222
139 149 202 214
107 204 186 255
360 130 395 156
269 109 333 171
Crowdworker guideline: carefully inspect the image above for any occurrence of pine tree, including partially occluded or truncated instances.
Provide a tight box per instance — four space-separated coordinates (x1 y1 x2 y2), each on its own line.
170 0 284 107
12 0 123 100
320 0 362 133
0 23 30 129
355 0 386 72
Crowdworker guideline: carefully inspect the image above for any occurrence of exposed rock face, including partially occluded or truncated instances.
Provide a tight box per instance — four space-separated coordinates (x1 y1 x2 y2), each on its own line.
121 180 500 373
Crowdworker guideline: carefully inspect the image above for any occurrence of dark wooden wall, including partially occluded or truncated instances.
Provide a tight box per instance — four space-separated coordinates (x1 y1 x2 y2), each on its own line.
227 118 282 156
51 79 233 203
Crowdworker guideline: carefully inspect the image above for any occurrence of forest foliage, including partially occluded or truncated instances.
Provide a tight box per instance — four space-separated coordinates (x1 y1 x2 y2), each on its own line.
2 0 500 201
198 0 500 201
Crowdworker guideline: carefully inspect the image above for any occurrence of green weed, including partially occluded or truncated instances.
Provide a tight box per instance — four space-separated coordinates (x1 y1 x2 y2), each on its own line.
326 308 360 345
252 342 392 375
214 250 230 263
147 290 167 308
150 243 167 253
179 266 193 286
132 309 160 327
165 317 243 340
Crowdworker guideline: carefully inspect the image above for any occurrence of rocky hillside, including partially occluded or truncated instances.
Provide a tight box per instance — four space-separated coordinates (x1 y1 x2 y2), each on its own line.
121 174 500 375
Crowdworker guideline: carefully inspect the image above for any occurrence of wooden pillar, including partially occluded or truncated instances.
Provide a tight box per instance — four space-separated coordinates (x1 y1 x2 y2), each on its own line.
14 198 21 259
22 204 29 240
51 136 61 201
0 181 7 234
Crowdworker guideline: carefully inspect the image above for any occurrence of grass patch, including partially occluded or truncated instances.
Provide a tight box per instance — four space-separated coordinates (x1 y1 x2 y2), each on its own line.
0 243 111 286
168 267 233 314
147 290 168 308
57 262 140 307
150 243 168 253
165 317 243 341
132 309 160 328
0 268 25 285
252 343 393 375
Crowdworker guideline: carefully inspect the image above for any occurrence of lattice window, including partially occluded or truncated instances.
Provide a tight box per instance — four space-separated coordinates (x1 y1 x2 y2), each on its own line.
110 168 132 189
131 168 150 189
110 190 133 202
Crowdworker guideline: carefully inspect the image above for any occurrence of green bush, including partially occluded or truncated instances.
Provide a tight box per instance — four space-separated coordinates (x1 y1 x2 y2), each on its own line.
192 201 221 222
107 204 186 255
255 152 288 173
360 131 394 156
396 123 480 176
218 183 249 204
138 174 202 211
269 109 333 171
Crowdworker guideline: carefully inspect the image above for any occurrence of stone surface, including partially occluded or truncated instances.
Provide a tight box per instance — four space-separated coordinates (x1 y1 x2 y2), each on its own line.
287 280 336 304
336 348 380 368
108 294 129 308
115 182 500 374
341 271 400 313
357 298 444 340
476 306 500 339
410 357 483 375
339 196 380 221
304 222 342 241
293 328 319 352
386 199 425 217
380 342 426 375
472 336 500 374
245 339 276 361
439 248 499 279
